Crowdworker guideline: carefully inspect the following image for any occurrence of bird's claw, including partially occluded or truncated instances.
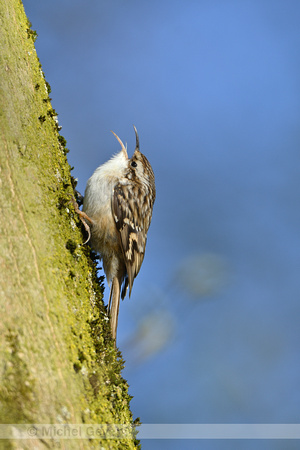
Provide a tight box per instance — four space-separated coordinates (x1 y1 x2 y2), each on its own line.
70 195 93 244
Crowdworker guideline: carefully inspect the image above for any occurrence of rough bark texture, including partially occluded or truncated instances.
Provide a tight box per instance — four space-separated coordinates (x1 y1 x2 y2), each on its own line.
0 0 139 448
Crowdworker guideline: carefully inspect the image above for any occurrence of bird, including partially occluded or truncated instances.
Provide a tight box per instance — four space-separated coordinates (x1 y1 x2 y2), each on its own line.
73 126 156 343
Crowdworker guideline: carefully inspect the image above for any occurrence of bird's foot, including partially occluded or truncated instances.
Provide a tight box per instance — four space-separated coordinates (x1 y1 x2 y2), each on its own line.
71 196 93 244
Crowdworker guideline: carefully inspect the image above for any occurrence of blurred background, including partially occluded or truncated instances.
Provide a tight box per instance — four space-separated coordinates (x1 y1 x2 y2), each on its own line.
23 1 300 449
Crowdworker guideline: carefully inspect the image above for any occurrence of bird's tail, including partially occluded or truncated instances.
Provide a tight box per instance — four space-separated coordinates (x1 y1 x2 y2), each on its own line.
108 276 121 344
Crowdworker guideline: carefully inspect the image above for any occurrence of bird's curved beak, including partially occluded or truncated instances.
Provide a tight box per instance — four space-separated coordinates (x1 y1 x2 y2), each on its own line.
111 130 128 158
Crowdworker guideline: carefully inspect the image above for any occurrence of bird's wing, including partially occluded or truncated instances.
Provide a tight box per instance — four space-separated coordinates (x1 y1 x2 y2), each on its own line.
112 181 153 296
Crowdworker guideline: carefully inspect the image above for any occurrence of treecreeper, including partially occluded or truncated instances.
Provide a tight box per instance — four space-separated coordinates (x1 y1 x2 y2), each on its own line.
73 126 156 344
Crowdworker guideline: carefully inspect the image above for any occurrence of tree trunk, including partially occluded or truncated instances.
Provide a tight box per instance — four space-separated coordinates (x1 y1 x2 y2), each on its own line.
0 0 139 448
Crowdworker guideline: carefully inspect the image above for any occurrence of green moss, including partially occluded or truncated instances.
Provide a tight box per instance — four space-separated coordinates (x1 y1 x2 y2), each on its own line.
0 330 36 424
26 20 38 42
0 0 139 448
38 114 46 123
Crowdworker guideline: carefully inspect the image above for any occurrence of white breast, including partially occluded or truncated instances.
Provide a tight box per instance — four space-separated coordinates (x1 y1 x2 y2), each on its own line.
82 150 128 281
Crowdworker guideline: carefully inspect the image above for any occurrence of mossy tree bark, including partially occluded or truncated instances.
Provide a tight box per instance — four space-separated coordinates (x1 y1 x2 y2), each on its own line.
0 0 139 448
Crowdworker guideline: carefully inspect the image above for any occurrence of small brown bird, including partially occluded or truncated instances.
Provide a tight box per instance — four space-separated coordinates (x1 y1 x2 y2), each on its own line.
75 126 155 343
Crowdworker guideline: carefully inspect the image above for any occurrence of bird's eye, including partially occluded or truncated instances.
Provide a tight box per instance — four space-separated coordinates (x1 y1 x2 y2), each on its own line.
131 161 137 168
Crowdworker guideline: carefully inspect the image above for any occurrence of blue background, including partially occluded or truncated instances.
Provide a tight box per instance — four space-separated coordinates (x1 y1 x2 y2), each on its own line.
23 1 300 449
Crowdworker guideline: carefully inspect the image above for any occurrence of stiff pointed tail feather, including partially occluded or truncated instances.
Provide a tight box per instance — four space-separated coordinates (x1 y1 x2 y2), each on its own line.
108 277 121 343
